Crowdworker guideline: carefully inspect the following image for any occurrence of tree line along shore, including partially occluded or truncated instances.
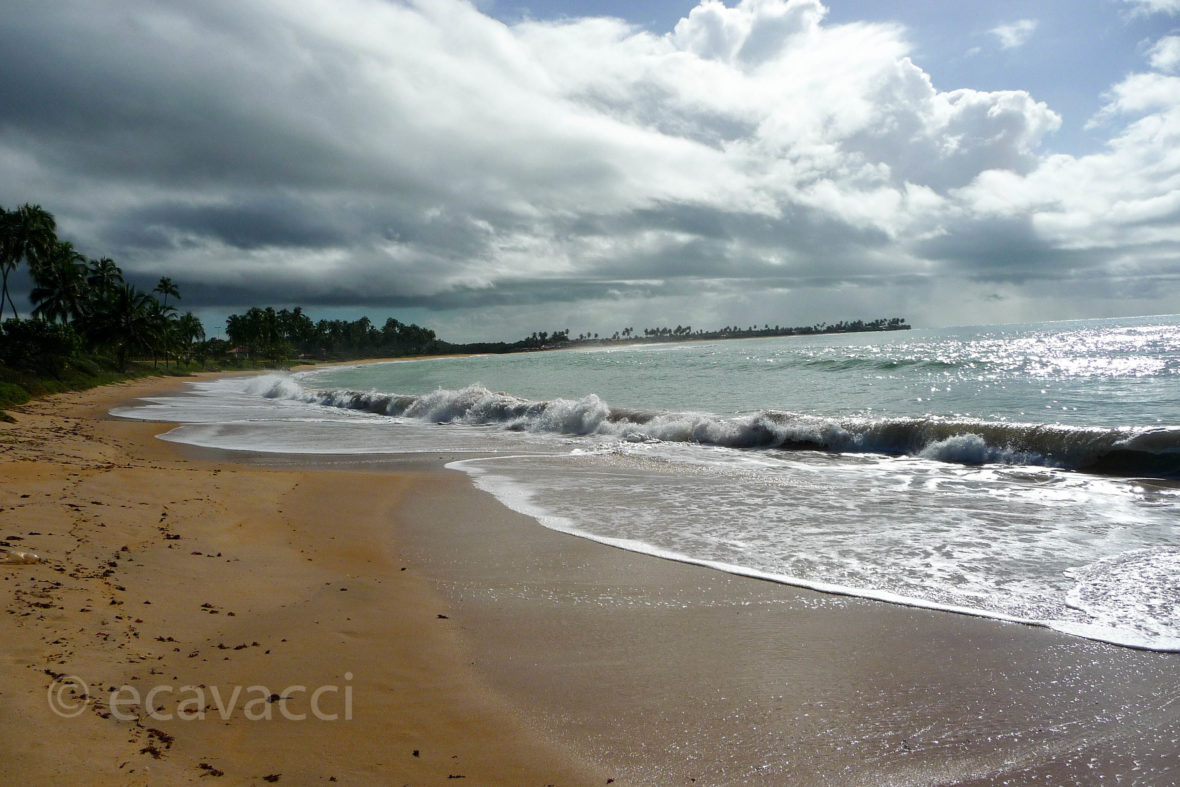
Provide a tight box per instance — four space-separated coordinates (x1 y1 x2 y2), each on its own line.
1 201 908 418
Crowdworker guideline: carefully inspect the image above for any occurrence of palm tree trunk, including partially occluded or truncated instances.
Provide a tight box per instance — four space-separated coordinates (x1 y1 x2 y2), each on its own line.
0 270 19 321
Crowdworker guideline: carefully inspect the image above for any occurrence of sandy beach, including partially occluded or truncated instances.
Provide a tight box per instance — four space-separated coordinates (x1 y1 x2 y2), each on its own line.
0 375 599 785
3 373 1179 785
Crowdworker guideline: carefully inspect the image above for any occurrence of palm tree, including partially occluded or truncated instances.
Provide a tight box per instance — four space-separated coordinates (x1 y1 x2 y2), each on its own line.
79 257 124 338
145 298 177 369
226 306 286 362
30 241 88 324
154 276 180 310
174 312 205 365
0 203 57 321
93 284 155 371
0 207 11 320
86 257 123 290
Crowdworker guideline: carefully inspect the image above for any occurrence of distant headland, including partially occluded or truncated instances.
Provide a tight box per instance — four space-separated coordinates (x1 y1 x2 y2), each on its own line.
219 307 910 363
441 316 911 355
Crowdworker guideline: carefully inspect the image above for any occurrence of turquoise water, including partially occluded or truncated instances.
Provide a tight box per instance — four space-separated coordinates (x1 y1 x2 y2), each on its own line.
117 315 1180 650
308 317 1180 427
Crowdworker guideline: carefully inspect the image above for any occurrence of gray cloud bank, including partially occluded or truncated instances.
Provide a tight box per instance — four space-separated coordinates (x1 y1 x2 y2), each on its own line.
2 0 1178 339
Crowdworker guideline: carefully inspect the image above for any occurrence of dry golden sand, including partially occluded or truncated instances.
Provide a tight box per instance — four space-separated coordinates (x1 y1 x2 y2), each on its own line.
0 375 599 785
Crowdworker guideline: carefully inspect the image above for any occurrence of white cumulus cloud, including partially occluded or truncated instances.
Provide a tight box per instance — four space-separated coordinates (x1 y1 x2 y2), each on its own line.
1149 35 1180 71
990 19 1038 50
1123 0 1180 15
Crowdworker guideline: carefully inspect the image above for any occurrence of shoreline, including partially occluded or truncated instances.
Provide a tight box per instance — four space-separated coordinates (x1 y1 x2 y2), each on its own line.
0 373 600 785
3 372 1179 784
399 470 1180 784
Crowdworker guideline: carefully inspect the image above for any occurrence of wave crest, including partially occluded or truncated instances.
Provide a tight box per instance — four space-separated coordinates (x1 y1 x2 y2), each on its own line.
263 375 1180 478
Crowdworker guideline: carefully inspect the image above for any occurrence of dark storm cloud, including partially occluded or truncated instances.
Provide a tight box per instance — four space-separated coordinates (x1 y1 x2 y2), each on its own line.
105 200 348 251
916 217 1080 279
915 216 1128 285
0 17 344 189
175 271 666 310
2 0 1178 338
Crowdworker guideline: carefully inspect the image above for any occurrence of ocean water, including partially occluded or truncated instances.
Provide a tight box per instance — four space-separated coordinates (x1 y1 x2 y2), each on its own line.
114 316 1180 650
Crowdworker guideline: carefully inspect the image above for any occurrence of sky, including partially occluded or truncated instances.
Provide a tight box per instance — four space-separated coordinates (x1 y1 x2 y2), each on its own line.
2 0 1179 341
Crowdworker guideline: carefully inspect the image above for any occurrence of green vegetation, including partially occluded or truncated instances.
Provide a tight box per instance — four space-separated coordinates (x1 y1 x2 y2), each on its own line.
223 308 439 363
1 201 910 418
216 310 910 361
1 203 208 371
0 202 214 419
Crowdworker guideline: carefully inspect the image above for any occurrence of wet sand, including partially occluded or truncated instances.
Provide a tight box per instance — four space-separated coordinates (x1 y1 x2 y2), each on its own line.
3 374 1178 784
397 471 1180 785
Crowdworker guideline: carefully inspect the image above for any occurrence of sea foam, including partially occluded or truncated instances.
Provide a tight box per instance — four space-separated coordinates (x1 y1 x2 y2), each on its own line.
251 375 1180 479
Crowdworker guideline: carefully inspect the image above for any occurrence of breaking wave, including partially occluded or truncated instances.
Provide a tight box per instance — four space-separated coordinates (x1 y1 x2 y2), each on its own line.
252 375 1180 479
